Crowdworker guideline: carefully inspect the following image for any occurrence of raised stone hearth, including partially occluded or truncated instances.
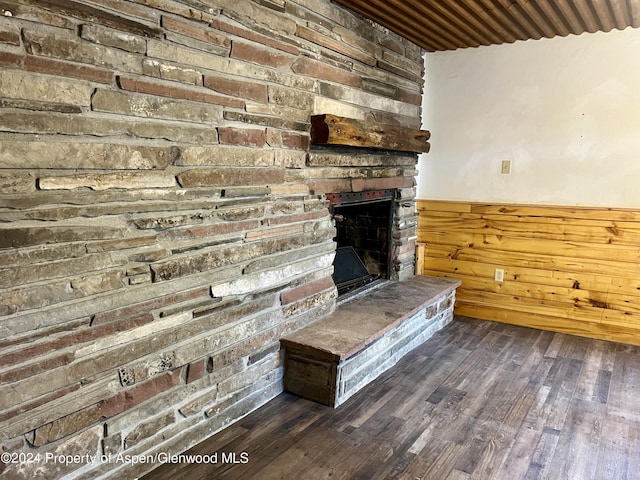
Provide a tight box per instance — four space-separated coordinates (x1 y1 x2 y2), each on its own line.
281 275 461 407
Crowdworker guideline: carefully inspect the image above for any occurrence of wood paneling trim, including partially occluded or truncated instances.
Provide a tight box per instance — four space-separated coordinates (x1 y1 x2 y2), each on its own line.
417 199 640 345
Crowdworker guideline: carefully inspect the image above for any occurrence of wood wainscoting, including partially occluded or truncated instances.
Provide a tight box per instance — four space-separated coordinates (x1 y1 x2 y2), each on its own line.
416 200 640 346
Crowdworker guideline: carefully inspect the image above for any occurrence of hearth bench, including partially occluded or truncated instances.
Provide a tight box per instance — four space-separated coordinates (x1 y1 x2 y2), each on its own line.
280 275 461 407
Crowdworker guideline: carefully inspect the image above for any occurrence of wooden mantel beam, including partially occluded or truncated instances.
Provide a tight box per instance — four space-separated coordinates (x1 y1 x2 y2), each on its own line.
310 114 431 153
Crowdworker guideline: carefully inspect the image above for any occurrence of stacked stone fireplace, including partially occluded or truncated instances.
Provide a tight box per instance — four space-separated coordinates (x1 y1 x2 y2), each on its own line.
306 143 422 292
0 1 425 478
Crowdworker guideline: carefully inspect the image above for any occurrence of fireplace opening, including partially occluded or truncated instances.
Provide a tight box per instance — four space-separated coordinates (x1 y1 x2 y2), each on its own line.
328 190 395 296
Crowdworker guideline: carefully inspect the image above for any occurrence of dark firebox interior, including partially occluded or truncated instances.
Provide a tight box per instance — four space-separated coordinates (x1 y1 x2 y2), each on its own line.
329 191 394 295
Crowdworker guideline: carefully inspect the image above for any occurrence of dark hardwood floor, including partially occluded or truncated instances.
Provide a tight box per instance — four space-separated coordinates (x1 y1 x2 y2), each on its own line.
142 316 640 479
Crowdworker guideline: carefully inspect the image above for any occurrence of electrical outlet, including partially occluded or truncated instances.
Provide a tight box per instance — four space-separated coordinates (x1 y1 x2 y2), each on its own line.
501 160 511 174
495 268 505 282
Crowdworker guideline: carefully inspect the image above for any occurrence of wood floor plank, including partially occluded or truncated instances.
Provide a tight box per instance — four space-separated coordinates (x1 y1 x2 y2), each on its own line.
595 413 637 480
421 441 467 479
574 339 606 401
407 386 467 454
345 386 399 429
240 426 345 480
524 427 561 480
563 399 606 480
607 348 640 422
542 357 584 430
142 316 640 480
468 429 513 480
455 423 496 475
493 426 542 480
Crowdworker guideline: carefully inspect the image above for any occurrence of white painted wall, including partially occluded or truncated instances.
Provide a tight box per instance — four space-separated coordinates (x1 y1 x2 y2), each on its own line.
418 27 640 208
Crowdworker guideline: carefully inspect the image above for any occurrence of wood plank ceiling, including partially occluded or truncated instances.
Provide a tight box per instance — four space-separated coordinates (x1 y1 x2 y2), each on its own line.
334 0 640 51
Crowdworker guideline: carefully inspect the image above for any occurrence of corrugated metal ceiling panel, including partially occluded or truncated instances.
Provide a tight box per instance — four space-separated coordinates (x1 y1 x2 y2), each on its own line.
334 0 640 51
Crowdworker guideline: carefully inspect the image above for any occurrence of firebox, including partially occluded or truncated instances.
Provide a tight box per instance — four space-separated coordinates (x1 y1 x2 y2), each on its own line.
327 189 395 295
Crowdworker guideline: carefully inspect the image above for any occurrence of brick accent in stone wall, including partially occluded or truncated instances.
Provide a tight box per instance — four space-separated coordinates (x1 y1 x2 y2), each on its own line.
0 1 424 478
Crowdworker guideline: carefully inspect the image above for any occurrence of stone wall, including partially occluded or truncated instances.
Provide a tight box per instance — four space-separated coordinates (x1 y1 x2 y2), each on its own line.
0 1 423 478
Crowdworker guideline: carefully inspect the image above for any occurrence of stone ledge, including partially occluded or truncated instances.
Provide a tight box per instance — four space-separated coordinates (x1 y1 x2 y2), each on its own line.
280 275 461 407
281 275 460 361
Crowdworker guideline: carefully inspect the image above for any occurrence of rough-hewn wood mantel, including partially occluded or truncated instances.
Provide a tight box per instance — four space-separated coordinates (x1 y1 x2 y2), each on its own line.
310 114 431 153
